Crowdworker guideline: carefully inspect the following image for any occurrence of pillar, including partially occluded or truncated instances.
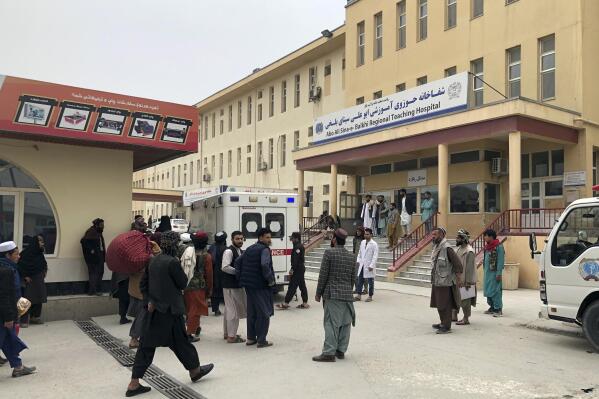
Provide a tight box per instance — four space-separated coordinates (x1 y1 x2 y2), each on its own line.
438 144 449 229
330 164 338 217
297 170 305 228
508 131 522 210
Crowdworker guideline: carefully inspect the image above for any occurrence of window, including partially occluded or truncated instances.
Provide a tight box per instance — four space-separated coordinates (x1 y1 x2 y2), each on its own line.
308 126 313 137
247 156 252 174
268 138 274 169
183 171 186 186
357 21 365 66
197 161 201 184
237 101 242 128
484 150 501 162
552 149 564 176
294 130 300 150
227 150 232 178
446 0 457 29
507 46 521 98
551 206 597 266
418 0 428 41
211 155 215 177
308 67 317 101
472 0 484 18
257 142 263 166
444 66 457 77
342 58 346 70
451 150 480 164
419 186 439 214
396 83 406 92
247 96 252 124
397 0 407 49
324 63 331 76
521 153 530 178
420 156 438 168
211 113 216 138
203 116 209 140
280 135 287 167
484 183 500 212
269 86 274 117
257 90 263 100
189 161 194 185
228 105 233 132
471 58 484 106
374 12 383 59
450 183 479 212
219 118 224 135
294 74 301 107
171 166 175 188
266 213 285 238
545 180 563 197
281 81 287 113
177 165 181 187
532 151 549 177
394 159 418 171
417 76 427 86
219 153 223 179
373 90 383 99
356 96 365 105
323 184 330 195
237 148 242 176
241 213 262 239
371 164 392 175
540 35 556 100
323 200 330 214
257 104 263 121
247 145 251 153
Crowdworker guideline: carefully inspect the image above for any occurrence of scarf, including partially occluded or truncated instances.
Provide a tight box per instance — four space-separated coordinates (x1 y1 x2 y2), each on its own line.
484 239 501 252
485 239 501 271
431 238 448 263
18 236 48 277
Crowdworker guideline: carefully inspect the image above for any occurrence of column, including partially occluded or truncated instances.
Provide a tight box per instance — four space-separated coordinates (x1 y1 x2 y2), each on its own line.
297 170 305 229
508 131 522 210
438 144 449 229
330 164 338 217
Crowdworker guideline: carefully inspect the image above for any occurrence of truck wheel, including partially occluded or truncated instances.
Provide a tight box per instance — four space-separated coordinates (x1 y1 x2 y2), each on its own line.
582 301 599 352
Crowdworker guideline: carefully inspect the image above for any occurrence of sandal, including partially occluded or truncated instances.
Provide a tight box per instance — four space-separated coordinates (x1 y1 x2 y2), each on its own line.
296 304 310 309
276 304 290 310
227 336 246 344
456 320 470 326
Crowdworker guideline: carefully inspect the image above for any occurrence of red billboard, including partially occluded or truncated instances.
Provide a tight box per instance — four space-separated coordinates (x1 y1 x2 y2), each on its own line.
0 75 198 169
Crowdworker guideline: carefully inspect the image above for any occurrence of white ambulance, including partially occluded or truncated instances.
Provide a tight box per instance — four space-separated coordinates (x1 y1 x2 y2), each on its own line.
189 191 299 289
530 195 599 351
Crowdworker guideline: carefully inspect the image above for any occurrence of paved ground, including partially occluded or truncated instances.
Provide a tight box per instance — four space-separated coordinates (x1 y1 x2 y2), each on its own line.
4 279 599 399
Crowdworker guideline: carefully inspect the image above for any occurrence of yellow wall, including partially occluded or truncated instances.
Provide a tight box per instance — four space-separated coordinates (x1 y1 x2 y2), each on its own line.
0 138 133 283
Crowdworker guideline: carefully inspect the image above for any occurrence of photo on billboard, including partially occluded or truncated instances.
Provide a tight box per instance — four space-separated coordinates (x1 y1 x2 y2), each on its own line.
94 107 129 135
56 101 95 131
14 95 57 126
128 112 162 140
160 116 192 144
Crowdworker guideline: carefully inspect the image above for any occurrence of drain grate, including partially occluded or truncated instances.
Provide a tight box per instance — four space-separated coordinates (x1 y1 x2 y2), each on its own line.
75 320 206 399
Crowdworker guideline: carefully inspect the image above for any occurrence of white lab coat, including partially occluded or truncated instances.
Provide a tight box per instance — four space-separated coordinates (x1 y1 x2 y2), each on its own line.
357 239 379 279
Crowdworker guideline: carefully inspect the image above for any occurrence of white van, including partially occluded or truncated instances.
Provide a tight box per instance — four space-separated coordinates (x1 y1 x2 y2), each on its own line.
530 196 599 351
189 192 299 289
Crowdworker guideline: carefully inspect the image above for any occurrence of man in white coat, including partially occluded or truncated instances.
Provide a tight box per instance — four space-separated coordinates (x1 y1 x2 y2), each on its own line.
360 195 377 230
354 228 378 302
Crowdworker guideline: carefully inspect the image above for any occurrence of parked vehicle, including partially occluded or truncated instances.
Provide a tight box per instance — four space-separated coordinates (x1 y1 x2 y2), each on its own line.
530 194 599 351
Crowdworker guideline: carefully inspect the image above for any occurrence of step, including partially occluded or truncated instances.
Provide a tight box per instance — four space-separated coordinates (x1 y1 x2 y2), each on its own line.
412 259 432 268
394 276 432 288
399 271 431 280
406 265 433 273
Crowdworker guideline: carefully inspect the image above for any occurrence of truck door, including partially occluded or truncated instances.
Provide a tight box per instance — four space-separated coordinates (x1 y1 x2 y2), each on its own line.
546 205 599 319
265 209 288 275
240 208 263 249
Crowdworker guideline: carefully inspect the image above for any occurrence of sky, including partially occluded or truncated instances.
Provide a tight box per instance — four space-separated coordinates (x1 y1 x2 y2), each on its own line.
0 0 346 105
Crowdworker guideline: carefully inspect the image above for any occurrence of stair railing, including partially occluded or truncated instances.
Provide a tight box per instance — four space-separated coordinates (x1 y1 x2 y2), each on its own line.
388 213 437 272
301 215 328 245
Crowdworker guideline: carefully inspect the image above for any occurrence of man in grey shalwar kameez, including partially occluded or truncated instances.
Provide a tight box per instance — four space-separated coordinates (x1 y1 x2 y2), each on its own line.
313 228 357 362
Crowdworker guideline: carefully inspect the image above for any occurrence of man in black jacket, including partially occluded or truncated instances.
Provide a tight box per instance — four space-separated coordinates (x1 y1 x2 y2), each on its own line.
80 218 106 295
277 232 309 310
126 231 214 397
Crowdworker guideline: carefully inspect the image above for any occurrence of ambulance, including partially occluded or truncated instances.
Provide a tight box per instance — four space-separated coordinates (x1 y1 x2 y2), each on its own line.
530 193 599 351
189 191 299 289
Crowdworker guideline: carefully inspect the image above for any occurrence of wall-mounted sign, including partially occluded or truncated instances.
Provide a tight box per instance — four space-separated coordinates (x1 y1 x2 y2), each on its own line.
564 171 586 187
56 101 96 131
313 72 468 144
94 107 130 135
407 169 427 187
129 112 162 140
161 116 192 144
15 95 58 126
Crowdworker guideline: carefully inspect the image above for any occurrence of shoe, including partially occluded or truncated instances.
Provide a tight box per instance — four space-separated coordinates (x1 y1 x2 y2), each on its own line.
246 340 257 346
125 384 152 397
188 335 201 343
484 307 494 315
20 323 29 329
365 297 373 302
120 318 132 325
12 365 36 378
493 310 503 318
257 341 273 348
354 296 361 302
191 363 214 382
456 320 470 326
214 310 222 316
436 327 451 334
432 324 442 330
196 327 202 336
335 351 345 360
361 290 368 295
29 318 44 325
129 338 140 349
312 354 336 362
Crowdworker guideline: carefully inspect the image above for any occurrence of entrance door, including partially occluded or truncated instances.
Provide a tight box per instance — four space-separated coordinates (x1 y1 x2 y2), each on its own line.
265 209 287 274
0 192 20 244
521 180 550 230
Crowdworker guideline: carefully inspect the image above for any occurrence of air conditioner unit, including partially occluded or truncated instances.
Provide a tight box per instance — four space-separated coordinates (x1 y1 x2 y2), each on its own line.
257 160 269 171
491 158 508 175
202 173 211 182
309 86 322 102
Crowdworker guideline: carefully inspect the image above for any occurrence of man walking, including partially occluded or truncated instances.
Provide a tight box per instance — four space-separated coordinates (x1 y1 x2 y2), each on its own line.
430 228 463 334
453 229 476 325
355 228 378 302
277 232 309 310
81 218 106 295
125 231 214 397
387 203 400 249
313 229 356 362
483 229 505 317
398 189 415 238
221 231 247 343
236 228 275 348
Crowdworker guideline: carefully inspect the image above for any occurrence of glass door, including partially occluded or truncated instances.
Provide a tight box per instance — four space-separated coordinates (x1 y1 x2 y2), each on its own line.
0 192 20 244
521 180 546 231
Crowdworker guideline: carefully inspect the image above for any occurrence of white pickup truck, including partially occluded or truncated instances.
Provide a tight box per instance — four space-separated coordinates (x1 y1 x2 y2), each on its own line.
530 196 599 351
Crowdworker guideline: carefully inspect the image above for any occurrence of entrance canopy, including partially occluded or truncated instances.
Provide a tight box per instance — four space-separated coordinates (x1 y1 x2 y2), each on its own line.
0 75 198 171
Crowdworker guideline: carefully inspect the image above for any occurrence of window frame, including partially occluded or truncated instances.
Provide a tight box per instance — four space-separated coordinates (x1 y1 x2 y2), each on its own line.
418 0 428 41
471 58 484 106
357 21 366 66
374 12 383 60
397 0 407 50
281 80 287 113
294 74 301 108
450 182 480 213
507 46 522 98
471 0 484 19
269 86 275 117
539 34 556 101
446 0 457 30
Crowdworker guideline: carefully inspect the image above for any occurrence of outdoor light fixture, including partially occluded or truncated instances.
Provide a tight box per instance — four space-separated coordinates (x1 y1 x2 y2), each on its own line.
321 29 333 38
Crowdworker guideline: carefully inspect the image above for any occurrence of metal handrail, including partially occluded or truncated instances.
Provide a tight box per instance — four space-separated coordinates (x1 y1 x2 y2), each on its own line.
301 215 328 244
390 213 437 271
